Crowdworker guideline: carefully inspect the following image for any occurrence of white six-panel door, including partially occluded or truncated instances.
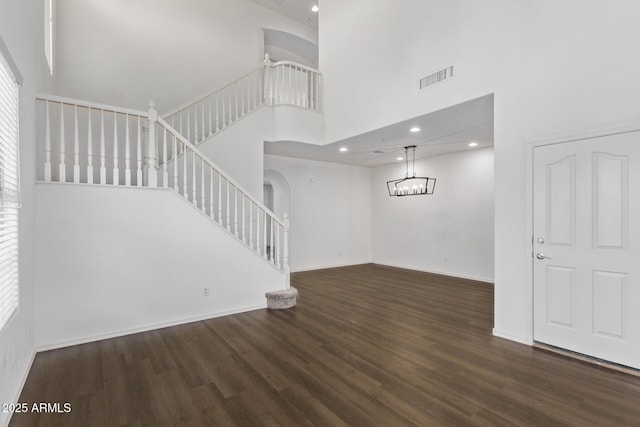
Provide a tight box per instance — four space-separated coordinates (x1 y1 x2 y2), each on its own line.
533 131 640 369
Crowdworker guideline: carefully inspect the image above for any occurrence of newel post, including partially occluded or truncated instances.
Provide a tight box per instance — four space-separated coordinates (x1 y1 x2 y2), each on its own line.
283 212 291 289
146 101 158 187
263 53 273 106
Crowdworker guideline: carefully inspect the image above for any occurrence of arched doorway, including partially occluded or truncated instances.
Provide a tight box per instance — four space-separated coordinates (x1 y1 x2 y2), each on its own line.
264 169 290 219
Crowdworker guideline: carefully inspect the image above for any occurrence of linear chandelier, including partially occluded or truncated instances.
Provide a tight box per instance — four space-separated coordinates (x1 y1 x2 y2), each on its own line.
387 146 436 197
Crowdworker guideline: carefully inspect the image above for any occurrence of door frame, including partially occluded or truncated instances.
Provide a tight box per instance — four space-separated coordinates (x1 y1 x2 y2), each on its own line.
524 118 640 345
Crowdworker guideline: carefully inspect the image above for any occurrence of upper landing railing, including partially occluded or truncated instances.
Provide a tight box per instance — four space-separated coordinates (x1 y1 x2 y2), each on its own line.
36 95 290 275
162 54 322 146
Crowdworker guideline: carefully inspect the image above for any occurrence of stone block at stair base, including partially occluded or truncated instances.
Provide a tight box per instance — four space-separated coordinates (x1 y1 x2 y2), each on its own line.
266 287 298 309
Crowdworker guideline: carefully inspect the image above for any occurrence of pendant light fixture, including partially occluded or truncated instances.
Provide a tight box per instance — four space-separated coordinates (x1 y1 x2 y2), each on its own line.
387 146 436 197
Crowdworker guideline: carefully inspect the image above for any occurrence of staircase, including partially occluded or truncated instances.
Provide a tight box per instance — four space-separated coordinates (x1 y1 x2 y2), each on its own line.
37 95 290 275
34 57 322 347
36 55 322 278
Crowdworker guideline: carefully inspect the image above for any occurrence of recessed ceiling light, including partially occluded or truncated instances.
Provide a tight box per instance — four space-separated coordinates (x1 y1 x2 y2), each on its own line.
468 142 478 147
396 157 404 161
339 147 348 152
410 127 421 133
311 4 319 12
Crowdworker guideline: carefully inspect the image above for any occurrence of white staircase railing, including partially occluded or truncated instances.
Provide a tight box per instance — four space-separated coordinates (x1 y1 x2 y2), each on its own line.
263 59 322 111
162 54 322 146
40 94 150 186
36 95 290 274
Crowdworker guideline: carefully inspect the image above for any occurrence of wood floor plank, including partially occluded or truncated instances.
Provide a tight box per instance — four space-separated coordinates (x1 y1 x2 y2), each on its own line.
9 264 640 426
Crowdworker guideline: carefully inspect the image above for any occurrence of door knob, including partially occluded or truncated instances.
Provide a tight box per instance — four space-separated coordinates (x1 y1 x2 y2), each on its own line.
536 252 551 260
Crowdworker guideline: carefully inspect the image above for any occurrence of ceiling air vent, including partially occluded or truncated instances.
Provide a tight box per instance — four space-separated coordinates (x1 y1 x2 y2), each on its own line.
420 66 454 89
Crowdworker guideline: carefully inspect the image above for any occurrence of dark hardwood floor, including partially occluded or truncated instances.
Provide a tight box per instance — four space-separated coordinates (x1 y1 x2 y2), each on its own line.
10 264 640 426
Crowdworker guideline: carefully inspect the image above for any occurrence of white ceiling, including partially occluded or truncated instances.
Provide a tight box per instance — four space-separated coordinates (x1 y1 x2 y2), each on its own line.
248 0 318 29
265 94 494 167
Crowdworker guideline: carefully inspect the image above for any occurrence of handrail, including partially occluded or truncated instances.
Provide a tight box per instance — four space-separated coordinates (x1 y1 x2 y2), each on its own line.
161 64 265 118
36 93 148 117
160 56 322 147
153 116 288 270
271 60 320 74
156 117 284 227
161 61 321 119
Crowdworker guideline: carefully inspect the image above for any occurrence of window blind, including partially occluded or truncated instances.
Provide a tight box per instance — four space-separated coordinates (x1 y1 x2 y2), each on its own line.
44 0 53 75
0 47 20 331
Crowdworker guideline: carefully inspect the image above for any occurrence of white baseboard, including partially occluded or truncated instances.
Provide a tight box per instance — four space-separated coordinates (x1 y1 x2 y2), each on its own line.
36 303 267 352
290 261 371 273
373 262 494 284
290 262 494 284
492 328 532 345
3 349 37 427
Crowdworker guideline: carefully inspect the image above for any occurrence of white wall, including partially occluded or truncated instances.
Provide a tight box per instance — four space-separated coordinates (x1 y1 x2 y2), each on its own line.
493 1 640 342
319 0 510 144
320 0 640 343
196 105 324 201
55 0 317 112
264 155 372 271
372 148 494 282
273 106 324 145
0 1 50 425
34 183 286 350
